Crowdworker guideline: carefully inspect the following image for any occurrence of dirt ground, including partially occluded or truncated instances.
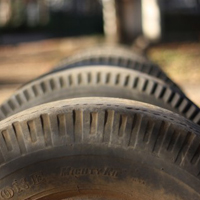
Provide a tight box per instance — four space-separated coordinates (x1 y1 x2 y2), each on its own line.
0 36 199 107
148 42 200 106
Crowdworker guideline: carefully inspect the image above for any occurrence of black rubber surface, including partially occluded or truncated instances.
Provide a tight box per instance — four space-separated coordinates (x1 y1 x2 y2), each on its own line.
0 98 200 199
0 66 200 125
49 45 182 92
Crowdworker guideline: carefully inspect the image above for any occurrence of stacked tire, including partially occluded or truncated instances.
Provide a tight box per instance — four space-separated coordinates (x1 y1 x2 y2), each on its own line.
0 46 199 200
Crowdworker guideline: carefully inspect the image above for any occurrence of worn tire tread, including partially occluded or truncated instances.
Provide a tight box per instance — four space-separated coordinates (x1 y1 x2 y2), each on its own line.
51 46 182 92
0 97 200 180
0 67 199 125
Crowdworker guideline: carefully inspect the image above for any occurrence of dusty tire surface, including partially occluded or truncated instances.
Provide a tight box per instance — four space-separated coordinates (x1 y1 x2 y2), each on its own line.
0 66 200 125
0 98 200 200
48 46 182 92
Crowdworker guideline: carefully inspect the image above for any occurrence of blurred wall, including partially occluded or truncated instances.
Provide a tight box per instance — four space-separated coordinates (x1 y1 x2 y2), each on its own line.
0 0 103 44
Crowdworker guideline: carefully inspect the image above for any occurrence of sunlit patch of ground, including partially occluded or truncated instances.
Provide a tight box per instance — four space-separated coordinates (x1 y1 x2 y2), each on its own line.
148 42 200 106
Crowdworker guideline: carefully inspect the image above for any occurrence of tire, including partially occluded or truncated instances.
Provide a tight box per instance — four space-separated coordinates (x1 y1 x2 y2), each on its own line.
0 97 200 200
0 66 200 125
49 45 182 93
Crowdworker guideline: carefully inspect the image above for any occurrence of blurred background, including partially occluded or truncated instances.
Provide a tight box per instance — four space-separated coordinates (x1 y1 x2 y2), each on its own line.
0 0 200 105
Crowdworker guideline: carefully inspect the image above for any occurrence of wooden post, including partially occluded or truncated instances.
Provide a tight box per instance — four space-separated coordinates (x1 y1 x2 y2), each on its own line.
102 0 118 43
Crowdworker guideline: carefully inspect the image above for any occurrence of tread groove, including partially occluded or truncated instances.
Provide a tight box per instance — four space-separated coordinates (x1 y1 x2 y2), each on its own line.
128 114 142 147
167 92 175 104
118 115 127 137
115 74 120 85
142 80 149 92
50 79 56 90
150 82 158 95
143 120 154 143
59 76 65 88
140 64 145 72
0 109 6 119
147 65 154 75
134 61 140 70
57 114 67 136
78 73 82 84
193 113 200 125
125 59 132 68
180 99 190 113
175 97 184 109
1 106 7 117
124 75 130 86
23 90 30 101
106 73 111 83
146 65 154 75
133 77 139 88
40 82 46 93
27 120 37 143
68 75 73 85
90 112 98 135
191 144 200 165
171 93 181 107
40 114 53 147
103 110 114 143
97 72 101 83
167 130 180 152
1 130 12 151
152 121 170 154
174 132 194 165
15 94 23 106
158 87 166 99
87 72 92 83
189 109 199 121
74 110 83 142
8 99 15 110
12 122 27 154
32 85 39 96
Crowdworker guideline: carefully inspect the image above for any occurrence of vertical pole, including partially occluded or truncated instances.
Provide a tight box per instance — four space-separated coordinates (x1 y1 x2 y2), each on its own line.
39 0 49 25
0 0 11 27
102 0 118 43
141 0 161 41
